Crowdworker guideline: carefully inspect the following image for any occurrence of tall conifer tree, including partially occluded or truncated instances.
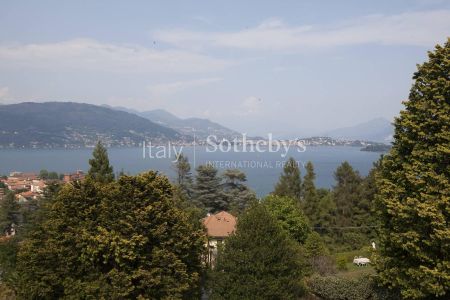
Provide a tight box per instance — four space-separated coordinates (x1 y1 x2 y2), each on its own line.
273 157 302 202
88 141 114 183
222 169 256 214
209 203 306 299
194 164 226 213
173 153 193 198
375 40 450 299
301 161 321 226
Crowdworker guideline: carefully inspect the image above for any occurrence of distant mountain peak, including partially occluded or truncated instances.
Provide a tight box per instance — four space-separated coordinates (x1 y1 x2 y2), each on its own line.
108 106 240 140
322 117 394 143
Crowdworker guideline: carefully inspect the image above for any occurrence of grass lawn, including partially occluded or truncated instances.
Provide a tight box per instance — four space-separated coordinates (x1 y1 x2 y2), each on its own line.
334 248 376 278
338 262 375 278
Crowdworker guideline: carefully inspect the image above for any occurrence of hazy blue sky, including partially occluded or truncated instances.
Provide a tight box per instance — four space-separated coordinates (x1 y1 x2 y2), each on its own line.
0 0 449 136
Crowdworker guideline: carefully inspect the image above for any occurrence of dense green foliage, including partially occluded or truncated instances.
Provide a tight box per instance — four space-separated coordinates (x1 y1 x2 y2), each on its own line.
174 153 193 198
360 144 392 152
0 192 20 235
12 172 205 299
193 164 226 213
304 231 329 259
306 274 397 300
331 161 374 249
209 203 306 299
333 161 363 229
88 141 115 183
312 188 336 230
301 162 321 225
193 164 255 214
38 169 59 180
270 159 376 251
263 195 310 243
222 169 256 214
273 157 302 202
171 155 205 234
375 40 450 299
304 232 335 275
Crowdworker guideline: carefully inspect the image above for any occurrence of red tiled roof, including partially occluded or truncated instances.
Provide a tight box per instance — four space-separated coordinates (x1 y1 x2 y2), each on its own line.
203 211 236 238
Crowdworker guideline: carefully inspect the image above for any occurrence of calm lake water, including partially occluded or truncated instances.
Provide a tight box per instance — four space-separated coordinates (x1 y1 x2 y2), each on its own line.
0 146 382 196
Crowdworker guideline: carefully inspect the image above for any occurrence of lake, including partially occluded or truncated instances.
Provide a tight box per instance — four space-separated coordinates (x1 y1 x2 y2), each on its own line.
0 146 382 196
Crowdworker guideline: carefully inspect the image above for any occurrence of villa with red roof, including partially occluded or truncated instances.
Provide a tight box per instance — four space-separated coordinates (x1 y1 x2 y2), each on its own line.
202 211 236 266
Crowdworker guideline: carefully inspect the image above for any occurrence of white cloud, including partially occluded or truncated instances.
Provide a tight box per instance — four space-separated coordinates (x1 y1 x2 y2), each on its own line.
147 77 222 97
0 38 231 73
234 96 263 116
154 10 450 51
0 87 9 99
0 86 13 103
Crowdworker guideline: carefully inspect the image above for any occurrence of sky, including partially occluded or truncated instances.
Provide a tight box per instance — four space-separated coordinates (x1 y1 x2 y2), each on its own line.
0 0 449 136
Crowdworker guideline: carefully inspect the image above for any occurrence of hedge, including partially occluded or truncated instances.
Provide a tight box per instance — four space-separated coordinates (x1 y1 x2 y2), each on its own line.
306 274 398 300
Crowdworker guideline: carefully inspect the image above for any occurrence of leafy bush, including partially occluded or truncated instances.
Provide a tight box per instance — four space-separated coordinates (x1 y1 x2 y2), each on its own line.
309 255 336 276
336 255 348 271
0 284 15 300
306 274 398 300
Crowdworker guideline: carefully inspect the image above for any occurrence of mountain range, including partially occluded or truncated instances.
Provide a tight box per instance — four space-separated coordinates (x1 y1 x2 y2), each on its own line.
104 105 241 140
0 102 187 148
0 102 394 148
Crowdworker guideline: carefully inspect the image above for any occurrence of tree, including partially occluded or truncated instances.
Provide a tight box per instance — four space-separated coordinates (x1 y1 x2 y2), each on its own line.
88 141 114 183
301 161 321 226
263 195 310 244
13 171 205 299
333 161 363 226
194 164 226 213
39 170 59 180
273 157 302 202
304 231 329 259
358 160 381 242
0 192 20 235
331 161 368 248
222 169 256 214
173 153 193 199
209 203 306 299
39 169 49 180
303 232 335 276
375 40 450 299
47 171 59 180
313 188 336 244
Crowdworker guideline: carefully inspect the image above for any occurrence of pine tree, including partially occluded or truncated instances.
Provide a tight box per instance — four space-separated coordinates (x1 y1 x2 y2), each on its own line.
273 157 302 202
313 189 336 244
0 192 20 235
332 161 367 248
209 203 306 299
173 153 193 199
358 160 381 242
375 40 450 299
222 169 256 214
194 164 226 213
88 141 114 183
333 161 363 227
301 161 321 226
